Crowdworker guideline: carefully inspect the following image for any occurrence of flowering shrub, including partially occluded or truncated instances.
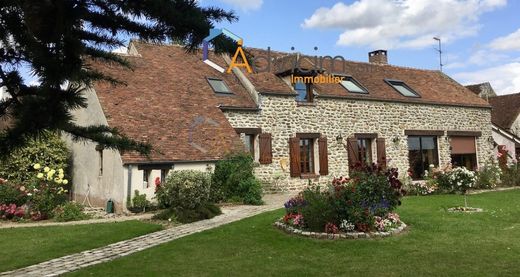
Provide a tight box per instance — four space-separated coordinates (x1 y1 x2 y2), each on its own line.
408 182 437 195
282 164 405 233
0 131 69 183
324 222 339 234
0 164 69 220
0 203 25 220
476 160 501 189
448 167 477 194
339 219 355 232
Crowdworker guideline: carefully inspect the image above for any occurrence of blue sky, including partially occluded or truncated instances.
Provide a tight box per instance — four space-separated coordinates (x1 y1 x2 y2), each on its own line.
199 0 520 95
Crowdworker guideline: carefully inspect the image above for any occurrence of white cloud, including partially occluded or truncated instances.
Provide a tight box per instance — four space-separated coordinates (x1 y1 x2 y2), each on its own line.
454 62 520 95
489 28 520 51
467 49 508 65
302 0 506 49
218 0 263 11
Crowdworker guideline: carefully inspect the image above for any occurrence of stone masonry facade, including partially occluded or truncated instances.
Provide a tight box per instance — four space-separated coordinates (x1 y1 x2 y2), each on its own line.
224 95 494 192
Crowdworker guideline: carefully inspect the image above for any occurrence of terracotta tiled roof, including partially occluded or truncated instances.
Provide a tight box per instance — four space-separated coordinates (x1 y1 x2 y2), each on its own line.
488 93 520 130
90 41 255 163
245 49 490 108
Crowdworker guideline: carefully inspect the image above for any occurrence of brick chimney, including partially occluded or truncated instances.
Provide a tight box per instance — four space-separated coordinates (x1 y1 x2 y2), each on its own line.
368 50 388 64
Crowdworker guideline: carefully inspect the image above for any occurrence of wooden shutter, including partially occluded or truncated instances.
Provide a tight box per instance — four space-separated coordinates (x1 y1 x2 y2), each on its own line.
258 133 273 164
347 137 359 170
318 137 329 175
376 138 387 169
289 137 301 177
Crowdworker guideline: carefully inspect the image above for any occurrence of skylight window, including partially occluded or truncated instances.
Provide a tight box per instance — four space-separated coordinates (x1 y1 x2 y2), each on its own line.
340 77 368 94
207 78 232 94
385 79 420 97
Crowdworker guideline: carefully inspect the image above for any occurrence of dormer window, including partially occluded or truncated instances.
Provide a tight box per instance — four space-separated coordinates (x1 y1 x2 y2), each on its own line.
385 79 420 97
293 79 314 103
207 77 232 94
340 76 368 94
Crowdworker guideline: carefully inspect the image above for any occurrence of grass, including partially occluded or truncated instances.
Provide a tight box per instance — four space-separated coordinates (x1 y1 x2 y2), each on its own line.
0 220 162 272
67 190 520 276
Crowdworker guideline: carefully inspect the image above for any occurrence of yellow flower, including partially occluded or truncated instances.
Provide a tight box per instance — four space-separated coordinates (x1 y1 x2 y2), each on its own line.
54 178 62 184
33 164 41 170
62 179 69 185
58 173 65 179
37 173 44 179
44 167 50 173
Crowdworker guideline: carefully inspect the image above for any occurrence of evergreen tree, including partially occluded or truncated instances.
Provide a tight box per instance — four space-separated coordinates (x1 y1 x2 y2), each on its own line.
0 0 236 156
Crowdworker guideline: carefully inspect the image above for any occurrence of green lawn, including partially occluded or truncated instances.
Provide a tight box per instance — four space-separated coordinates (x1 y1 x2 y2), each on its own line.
0 220 162 272
68 190 520 276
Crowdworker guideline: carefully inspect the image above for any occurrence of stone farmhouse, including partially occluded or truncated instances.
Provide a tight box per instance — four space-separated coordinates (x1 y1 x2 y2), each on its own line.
66 41 494 211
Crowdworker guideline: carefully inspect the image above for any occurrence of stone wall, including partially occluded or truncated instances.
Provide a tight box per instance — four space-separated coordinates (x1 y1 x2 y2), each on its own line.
224 95 494 192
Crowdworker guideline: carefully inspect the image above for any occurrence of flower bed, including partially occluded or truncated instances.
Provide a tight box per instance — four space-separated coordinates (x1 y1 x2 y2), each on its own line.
274 217 407 240
276 164 407 239
447 206 483 213
0 164 86 221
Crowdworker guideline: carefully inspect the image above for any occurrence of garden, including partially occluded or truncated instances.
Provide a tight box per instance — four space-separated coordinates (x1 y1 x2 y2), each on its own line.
278 164 406 238
66 189 520 276
0 132 92 222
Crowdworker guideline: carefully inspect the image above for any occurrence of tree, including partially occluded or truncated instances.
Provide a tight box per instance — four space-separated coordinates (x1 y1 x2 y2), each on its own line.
0 0 236 157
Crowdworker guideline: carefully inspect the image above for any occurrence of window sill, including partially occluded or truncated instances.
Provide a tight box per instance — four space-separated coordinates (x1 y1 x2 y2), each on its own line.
296 101 316 107
300 174 319 179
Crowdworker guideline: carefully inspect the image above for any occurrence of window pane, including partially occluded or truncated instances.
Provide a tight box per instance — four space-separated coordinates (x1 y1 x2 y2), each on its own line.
407 137 420 150
294 81 307 102
208 79 230 93
341 80 366 93
393 84 417 97
408 136 438 179
421 137 436 150
357 138 372 164
241 134 254 155
299 138 313 174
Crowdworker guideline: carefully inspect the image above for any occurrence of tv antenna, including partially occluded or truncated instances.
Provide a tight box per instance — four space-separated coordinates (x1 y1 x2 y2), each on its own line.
433 37 443 72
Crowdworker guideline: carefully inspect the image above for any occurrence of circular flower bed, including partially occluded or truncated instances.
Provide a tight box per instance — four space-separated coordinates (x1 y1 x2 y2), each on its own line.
276 164 408 239
274 214 407 240
447 206 483 213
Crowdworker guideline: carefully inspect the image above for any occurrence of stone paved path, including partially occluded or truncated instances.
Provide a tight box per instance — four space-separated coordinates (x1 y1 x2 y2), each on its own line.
0 193 290 277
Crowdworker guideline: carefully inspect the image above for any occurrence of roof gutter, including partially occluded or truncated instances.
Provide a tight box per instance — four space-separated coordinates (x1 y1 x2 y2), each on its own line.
492 124 520 144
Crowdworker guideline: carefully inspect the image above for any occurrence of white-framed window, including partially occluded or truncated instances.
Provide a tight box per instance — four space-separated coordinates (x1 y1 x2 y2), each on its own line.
143 169 151 188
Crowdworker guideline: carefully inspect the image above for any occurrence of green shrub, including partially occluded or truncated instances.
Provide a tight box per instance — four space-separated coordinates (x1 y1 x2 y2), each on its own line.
131 190 151 212
0 132 70 183
54 202 90 222
300 186 336 231
0 181 28 206
211 153 263 205
155 170 211 210
152 202 221 223
502 163 520 187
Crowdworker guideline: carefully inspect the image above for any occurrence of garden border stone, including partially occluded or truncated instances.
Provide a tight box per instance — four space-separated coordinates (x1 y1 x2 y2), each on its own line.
273 219 407 240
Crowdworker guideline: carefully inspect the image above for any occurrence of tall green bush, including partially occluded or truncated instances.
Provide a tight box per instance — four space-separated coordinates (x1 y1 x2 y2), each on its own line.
155 170 212 210
0 132 70 183
211 153 263 205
